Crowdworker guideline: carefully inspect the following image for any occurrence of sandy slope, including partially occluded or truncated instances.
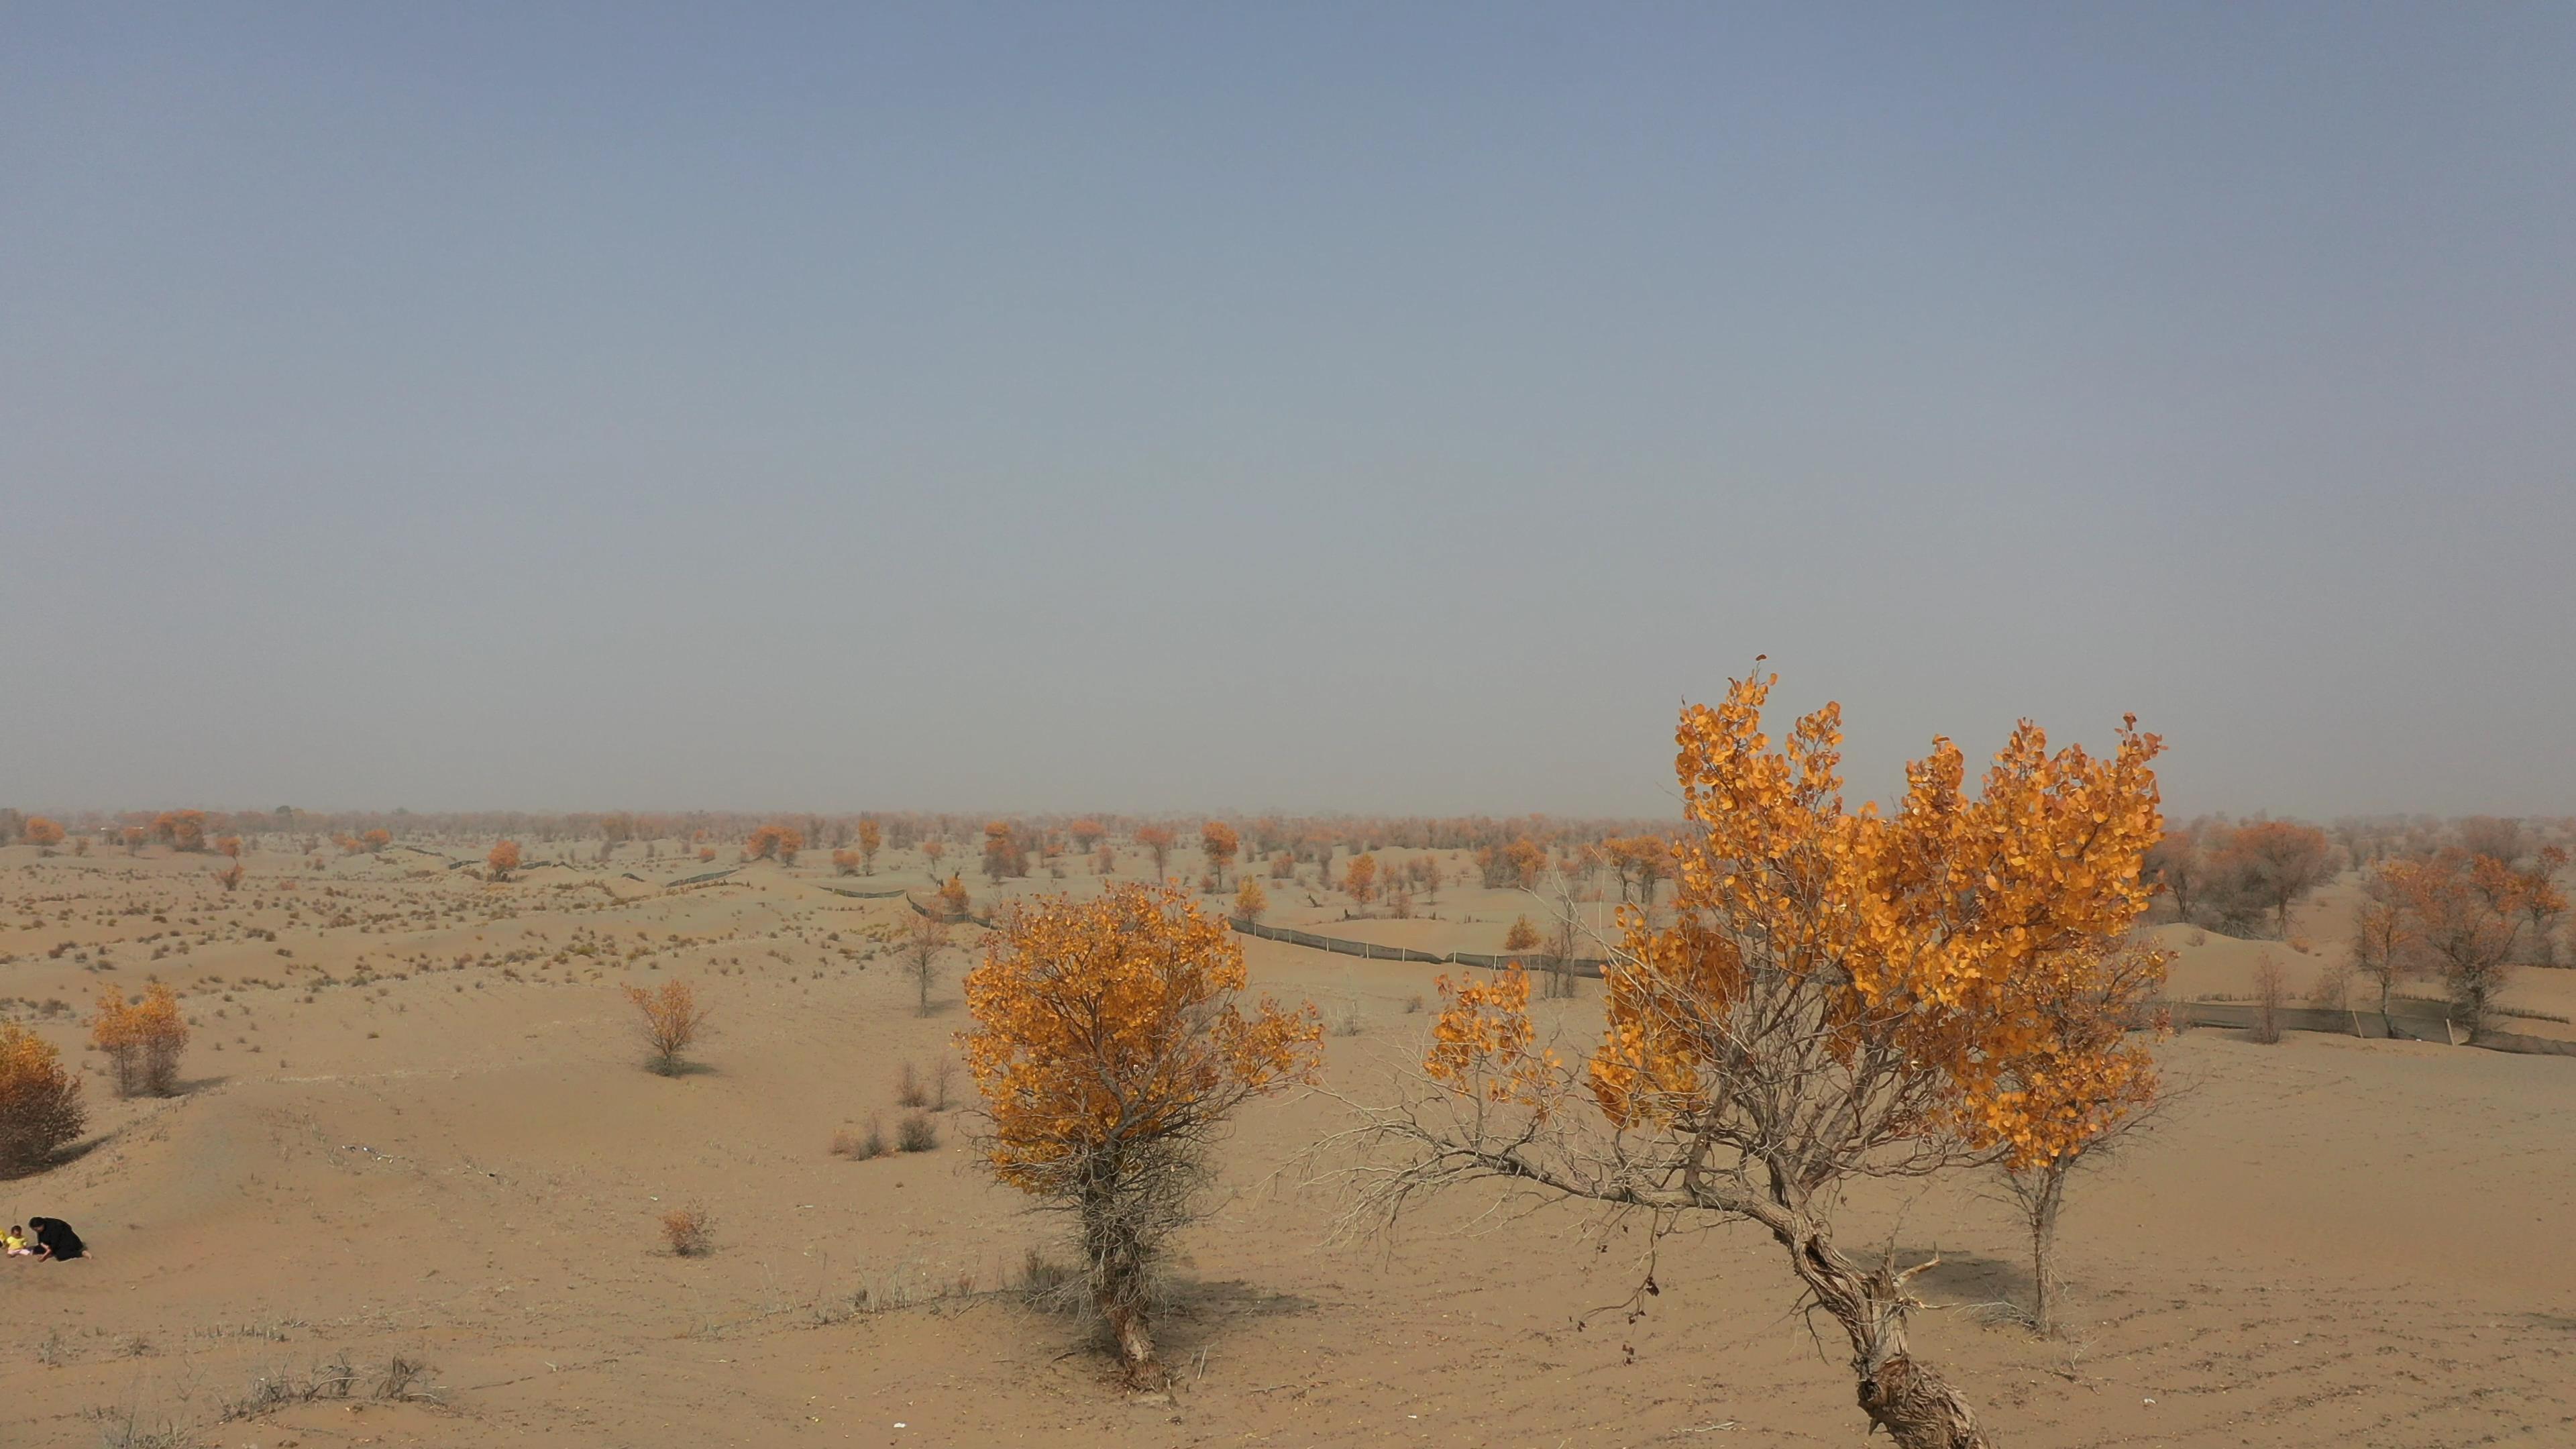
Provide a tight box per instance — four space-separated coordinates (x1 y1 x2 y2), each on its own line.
4 843 2572 1447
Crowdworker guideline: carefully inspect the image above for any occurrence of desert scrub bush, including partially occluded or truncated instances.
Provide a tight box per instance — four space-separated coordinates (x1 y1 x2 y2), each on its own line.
963 883 1321 1381
2252 949 2288 1044
894 1061 928 1108
1501 916 1542 952
625 980 710 1075
660 1207 714 1256
0 1022 87 1176
92 982 188 1097
833 1118 889 1160
897 1112 938 1152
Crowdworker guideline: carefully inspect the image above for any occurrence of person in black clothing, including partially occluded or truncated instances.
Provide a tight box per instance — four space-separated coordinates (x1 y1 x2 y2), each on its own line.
25 1217 84 1260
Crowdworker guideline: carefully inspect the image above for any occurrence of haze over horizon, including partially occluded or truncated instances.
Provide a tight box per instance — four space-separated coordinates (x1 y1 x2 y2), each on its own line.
6 5 2571 820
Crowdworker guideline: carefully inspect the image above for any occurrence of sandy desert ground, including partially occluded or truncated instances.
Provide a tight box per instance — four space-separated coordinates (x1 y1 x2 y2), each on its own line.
4 839 2573 1448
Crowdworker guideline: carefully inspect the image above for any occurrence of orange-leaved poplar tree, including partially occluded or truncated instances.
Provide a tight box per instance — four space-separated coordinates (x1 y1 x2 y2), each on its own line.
1339 672 2163 1449
24 817 65 851
488 840 521 883
1200 820 1239 887
2383 846 2567 1039
0 1022 86 1176
1135 825 1176 879
625 980 711 1075
745 823 804 864
1233 876 1269 924
857 818 883 874
93 982 189 1097
961 883 1322 1382
1990 938 2167 1336
1344 853 1377 908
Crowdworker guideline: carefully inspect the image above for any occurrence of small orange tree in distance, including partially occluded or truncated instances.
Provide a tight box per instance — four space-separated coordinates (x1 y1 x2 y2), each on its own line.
93 983 189 1097
857 818 883 874
1501 916 1542 952
832 847 860 875
2384 846 2567 1040
24 817 64 851
1343 853 1377 909
935 873 972 920
745 823 804 864
1070 818 1106 853
0 1022 86 1176
626 981 712 1075
962 884 1322 1382
362 827 391 853
1135 825 1176 879
1233 876 1268 924
1341 672 2163 1449
488 840 522 882
1990 937 2167 1336
1200 820 1239 887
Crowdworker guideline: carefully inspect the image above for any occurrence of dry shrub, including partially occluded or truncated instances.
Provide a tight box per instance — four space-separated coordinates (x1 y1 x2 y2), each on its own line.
0 1022 87 1176
833 1118 890 1160
894 1060 928 1108
1501 916 1542 953
2252 950 2289 1044
217 861 244 893
896 1112 938 1153
2307 958 2354 1014
832 848 860 876
659 1207 714 1256
625 981 710 1075
696 846 717 863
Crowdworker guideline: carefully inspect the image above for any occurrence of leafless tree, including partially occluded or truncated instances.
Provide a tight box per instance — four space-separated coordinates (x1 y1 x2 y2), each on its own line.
904 915 950 1016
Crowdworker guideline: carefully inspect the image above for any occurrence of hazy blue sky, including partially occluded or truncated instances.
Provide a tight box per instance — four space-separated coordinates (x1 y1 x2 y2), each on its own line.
5 5 2571 819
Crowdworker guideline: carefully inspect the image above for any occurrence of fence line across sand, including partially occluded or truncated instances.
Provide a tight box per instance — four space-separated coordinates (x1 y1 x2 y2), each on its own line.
1232 920 2576 1061
1228 917 1609 975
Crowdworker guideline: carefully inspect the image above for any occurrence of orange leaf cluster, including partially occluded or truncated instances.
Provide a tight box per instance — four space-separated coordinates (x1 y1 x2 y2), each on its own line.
960 884 1321 1194
0 1022 85 1173
1431 673 2165 1171
1424 967 1560 1112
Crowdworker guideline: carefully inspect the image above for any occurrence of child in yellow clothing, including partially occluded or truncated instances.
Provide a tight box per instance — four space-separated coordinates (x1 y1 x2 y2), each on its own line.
2 1225 28 1256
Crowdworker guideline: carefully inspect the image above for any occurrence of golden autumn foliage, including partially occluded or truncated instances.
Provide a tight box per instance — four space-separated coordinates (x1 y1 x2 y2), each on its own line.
362 827 391 853
93 982 189 1097
1233 876 1269 923
1069 818 1106 853
961 884 1322 1378
832 847 860 875
856 817 883 873
1399 673 2163 1449
0 1022 86 1176
488 840 522 881
2382 846 2568 1037
217 835 243 858
625 980 711 1075
935 873 972 920
744 823 804 864
1135 825 1176 878
217 861 244 892
23 816 65 849
1501 916 1542 953
1344 852 1377 907
1201 820 1239 883
153 809 209 851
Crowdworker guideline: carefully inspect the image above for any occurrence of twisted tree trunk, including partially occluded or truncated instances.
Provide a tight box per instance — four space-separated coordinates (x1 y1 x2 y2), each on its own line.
1784 1228 1992 1449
